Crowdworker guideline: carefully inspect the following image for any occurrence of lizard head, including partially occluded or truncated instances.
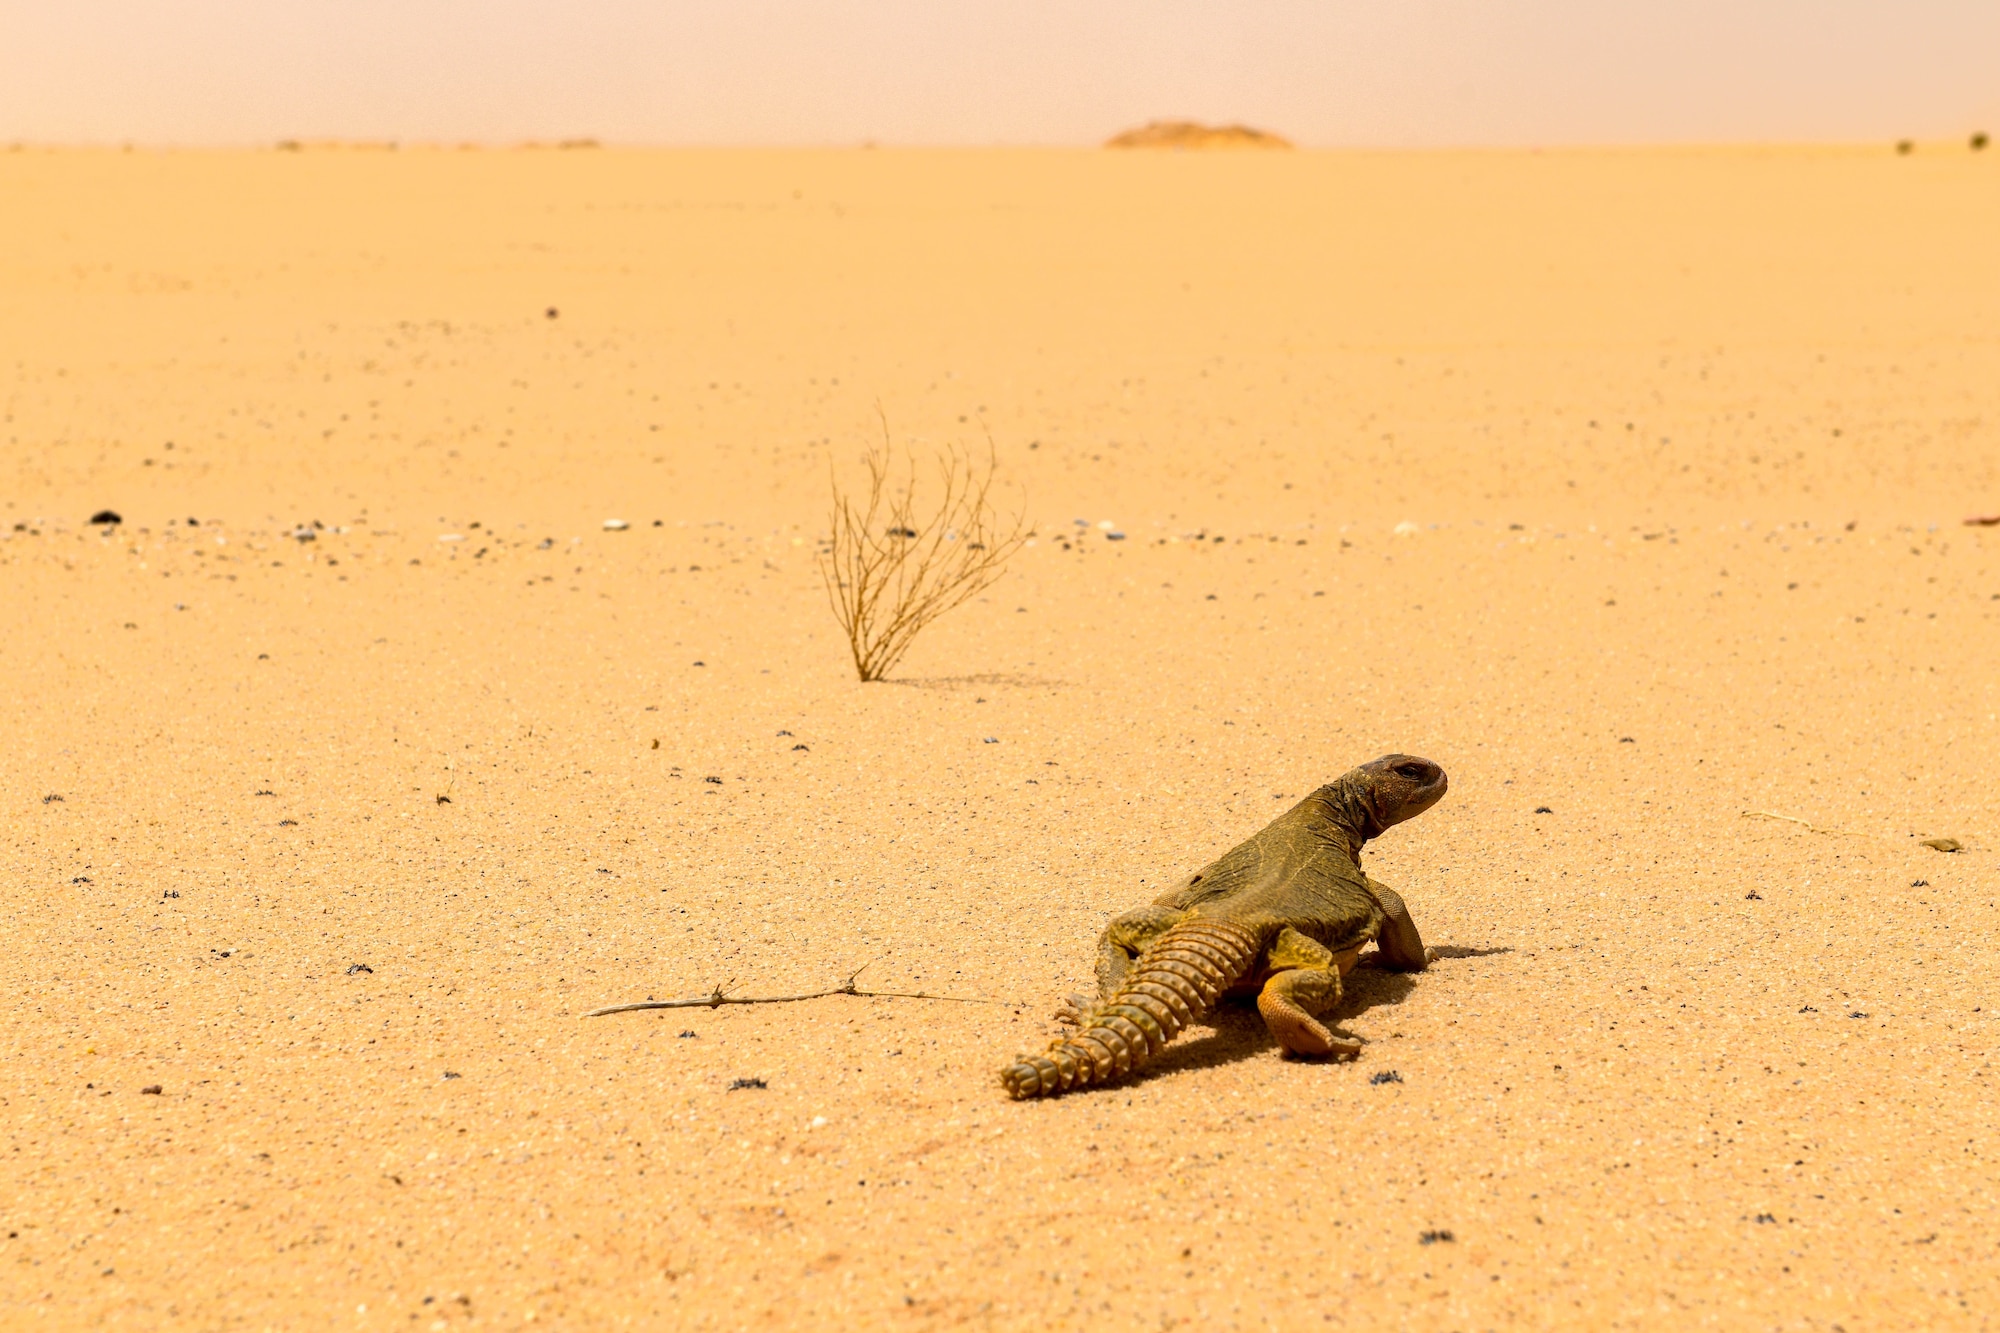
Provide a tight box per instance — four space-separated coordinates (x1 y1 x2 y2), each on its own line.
1349 754 1448 838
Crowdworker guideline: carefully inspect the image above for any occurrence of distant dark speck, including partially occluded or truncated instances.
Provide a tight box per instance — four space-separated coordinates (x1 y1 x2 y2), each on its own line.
678 1030 697 1038
545 307 559 319
43 794 64 804
346 963 373 975
1619 737 1635 743
705 776 723 784
278 819 298 826
792 744 809 751
728 1077 767 1091
444 1071 462 1079
1534 806 1552 814
1369 1070 1403 1086
1418 1229 1454 1245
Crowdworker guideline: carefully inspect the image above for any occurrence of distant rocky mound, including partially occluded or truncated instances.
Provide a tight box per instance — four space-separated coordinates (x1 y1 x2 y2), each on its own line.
1104 121 1292 150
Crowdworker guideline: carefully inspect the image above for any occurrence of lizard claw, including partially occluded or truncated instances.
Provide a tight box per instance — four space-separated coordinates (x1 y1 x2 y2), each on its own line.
1259 991 1363 1060
1053 993 1093 1026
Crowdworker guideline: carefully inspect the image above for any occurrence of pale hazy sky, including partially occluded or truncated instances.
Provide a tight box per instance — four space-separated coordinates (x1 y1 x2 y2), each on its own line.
3 1 1996 147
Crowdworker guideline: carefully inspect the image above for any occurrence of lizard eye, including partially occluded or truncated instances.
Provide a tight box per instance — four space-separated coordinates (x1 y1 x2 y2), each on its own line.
1394 764 1427 780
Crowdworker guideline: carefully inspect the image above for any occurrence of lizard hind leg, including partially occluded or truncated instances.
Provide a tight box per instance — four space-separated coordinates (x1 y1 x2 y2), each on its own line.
1054 994 1093 1026
1000 919 1261 1100
1256 926 1362 1059
1094 905 1186 999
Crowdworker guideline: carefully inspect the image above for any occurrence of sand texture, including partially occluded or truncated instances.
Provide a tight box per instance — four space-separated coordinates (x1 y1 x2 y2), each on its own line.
3 145 1997 1329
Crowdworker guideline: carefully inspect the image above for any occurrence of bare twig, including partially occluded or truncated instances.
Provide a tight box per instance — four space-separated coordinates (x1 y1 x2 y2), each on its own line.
1739 809 1864 837
1741 810 1968 854
583 960 1014 1017
818 408 1028 682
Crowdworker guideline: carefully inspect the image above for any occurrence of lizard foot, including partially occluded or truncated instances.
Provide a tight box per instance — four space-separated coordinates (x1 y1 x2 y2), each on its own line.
1054 993 1094 1026
1258 990 1363 1060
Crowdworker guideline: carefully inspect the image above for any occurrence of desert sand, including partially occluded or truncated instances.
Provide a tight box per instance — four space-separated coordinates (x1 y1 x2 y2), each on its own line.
2 143 1996 1329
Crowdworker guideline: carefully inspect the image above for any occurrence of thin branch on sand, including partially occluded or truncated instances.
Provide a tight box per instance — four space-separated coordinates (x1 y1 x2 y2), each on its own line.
1739 809 1854 835
1741 810 1966 853
818 409 1028 683
583 961 1014 1017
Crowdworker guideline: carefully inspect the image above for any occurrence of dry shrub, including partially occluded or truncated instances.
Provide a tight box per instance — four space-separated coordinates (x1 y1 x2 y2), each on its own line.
1104 120 1291 149
819 416 1028 682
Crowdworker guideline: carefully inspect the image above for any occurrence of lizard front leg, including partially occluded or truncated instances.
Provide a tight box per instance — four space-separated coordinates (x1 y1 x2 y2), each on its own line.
1364 878 1429 971
1256 926 1362 1059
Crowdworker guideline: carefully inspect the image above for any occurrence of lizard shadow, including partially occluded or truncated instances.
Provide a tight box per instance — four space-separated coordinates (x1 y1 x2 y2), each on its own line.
1129 945 1515 1082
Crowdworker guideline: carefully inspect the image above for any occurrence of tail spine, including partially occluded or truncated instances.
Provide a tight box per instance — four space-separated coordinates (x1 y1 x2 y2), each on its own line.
999 919 1261 1100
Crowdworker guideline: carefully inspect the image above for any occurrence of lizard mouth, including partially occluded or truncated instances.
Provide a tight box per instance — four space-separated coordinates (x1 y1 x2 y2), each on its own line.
1361 754 1448 829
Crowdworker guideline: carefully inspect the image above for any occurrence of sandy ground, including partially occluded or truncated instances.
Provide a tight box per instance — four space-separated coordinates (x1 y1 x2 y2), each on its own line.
2 144 1997 1330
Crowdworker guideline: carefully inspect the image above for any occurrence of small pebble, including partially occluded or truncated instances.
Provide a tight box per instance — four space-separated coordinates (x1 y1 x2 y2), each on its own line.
602 519 629 531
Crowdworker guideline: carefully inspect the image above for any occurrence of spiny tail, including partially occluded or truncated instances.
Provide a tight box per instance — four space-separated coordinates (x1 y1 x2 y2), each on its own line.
1000 919 1261 1100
